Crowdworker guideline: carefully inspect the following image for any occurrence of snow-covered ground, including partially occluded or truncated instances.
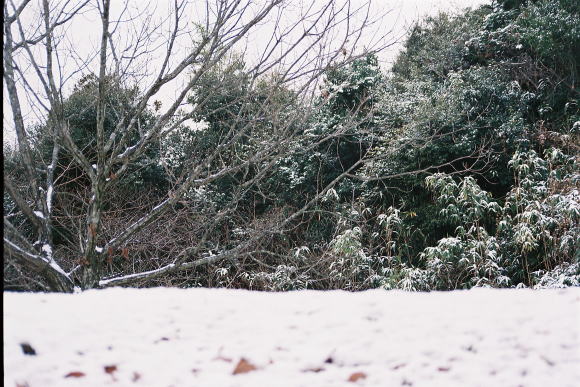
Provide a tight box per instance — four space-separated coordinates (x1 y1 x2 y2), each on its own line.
4 288 580 387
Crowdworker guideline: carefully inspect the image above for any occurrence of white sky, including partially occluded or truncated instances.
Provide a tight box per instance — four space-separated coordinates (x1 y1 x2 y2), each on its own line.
2 0 488 148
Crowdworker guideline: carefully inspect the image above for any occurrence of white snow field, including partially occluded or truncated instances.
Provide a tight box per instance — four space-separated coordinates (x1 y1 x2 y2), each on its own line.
4 287 580 387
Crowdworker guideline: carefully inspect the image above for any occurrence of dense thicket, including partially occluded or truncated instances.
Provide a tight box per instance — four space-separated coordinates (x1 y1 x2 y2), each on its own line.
4 0 578 291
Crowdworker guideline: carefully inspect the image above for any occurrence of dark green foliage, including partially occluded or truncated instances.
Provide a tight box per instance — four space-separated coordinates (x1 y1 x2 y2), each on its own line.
164 55 299 214
353 0 578 280
35 74 168 189
272 55 382 202
393 10 486 81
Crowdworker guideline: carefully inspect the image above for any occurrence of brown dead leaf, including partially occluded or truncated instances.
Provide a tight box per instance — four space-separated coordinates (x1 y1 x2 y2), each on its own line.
348 372 367 382
232 358 257 375
132 372 141 382
65 371 85 378
121 247 129 260
16 382 30 387
104 365 117 374
437 366 451 372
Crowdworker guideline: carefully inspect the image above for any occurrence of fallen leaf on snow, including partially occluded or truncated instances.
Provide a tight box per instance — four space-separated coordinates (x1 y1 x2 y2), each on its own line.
232 358 257 375
437 366 451 372
64 371 85 378
132 372 141 382
104 365 118 374
214 347 233 362
303 367 325 373
348 372 367 382
20 343 36 356
214 354 233 362
16 382 30 387
541 355 555 366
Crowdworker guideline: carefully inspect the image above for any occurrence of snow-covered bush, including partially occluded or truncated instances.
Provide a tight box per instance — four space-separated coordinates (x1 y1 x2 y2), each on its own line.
533 262 580 289
498 149 579 285
407 149 578 290
240 265 312 291
418 174 508 289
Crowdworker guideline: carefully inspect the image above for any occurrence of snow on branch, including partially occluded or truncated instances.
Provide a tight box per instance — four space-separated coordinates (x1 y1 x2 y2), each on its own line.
99 264 176 287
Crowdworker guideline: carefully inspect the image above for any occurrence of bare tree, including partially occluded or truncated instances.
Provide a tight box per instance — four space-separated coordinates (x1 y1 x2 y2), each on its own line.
4 0 396 291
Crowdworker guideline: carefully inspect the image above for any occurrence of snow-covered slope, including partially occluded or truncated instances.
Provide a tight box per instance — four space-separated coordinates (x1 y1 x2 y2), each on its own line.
4 288 580 386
